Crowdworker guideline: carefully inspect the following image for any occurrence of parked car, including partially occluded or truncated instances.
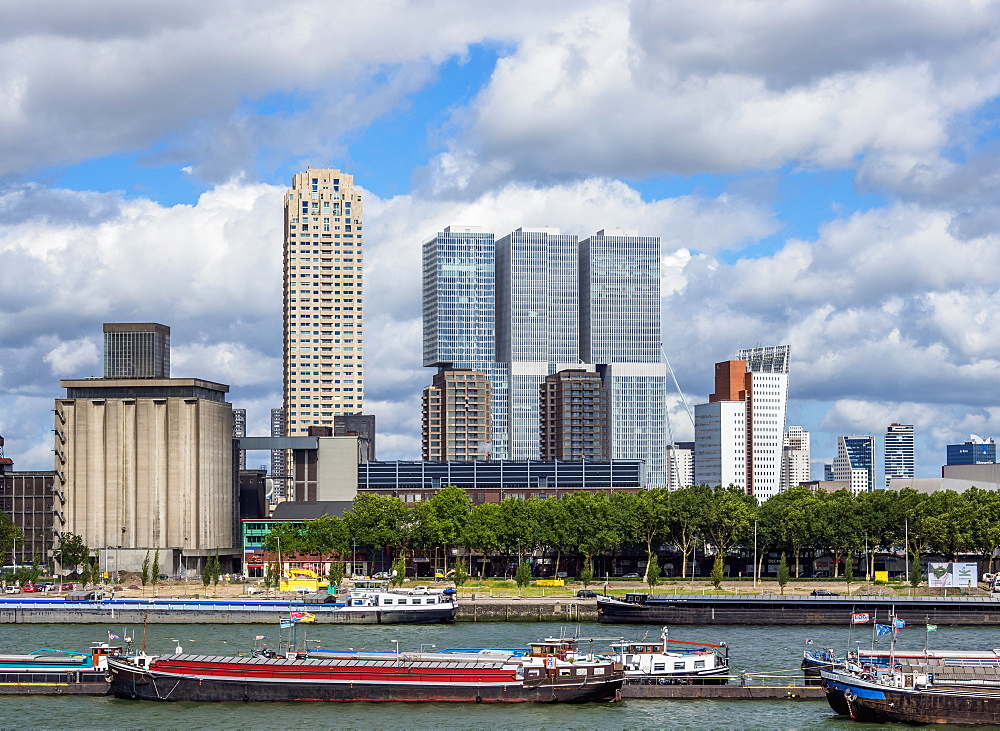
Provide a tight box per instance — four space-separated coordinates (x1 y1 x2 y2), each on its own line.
622 573 640 579
810 589 839 596
372 572 390 579
60 583 75 591
20 584 40 593
556 572 569 579
576 589 598 598
3 586 18 594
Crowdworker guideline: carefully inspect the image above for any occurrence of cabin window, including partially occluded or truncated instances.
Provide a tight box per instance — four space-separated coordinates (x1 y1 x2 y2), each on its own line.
653 663 666 672
528 669 541 677
593 667 605 675
383 598 393 604
397 598 407 605
694 660 706 669
412 598 422 604
559 669 572 677
426 598 436 604
674 662 685 670
576 668 588 676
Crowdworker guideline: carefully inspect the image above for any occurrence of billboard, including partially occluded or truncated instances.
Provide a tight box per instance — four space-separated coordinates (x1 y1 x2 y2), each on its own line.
928 562 978 588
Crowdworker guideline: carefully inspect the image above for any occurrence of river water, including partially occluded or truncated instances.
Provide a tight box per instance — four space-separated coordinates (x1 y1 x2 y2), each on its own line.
1 620 996 729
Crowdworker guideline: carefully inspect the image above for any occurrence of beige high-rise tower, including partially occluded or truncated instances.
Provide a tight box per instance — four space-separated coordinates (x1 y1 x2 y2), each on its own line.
283 168 364 440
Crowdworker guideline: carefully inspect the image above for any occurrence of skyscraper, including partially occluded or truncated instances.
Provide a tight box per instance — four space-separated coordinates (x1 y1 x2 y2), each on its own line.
665 442 695 490
694 345 790 500
421 225 667 483
102 323 170 378
833 435 876 493
581 229 667 486
282 167 364 438
780 425 811 491
884 423 915 488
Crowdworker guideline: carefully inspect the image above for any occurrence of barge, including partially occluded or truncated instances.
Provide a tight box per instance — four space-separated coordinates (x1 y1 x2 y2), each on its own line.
598 593 1000 626
107 647 625 703
0 643 119 695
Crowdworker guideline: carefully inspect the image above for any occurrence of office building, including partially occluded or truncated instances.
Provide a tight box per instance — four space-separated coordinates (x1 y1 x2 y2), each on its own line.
665 442 695 490
0 439 62 567
946 435 996 465
270 407 286 477
539 369 609 460
694 346 790 500
824 463 835 481
421 225 666 483
780 426 811 491
422 369 492 461
833 435 876 493
102 323 170 378
334 413 376 461
283 167 364 437
884 423 915 489
233 408 246 470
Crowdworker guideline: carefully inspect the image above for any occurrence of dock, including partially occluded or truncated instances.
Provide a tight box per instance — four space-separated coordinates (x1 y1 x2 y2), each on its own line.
622 683 824 700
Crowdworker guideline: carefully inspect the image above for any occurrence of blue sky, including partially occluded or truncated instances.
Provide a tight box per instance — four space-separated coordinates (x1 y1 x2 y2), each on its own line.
3 0 1000 487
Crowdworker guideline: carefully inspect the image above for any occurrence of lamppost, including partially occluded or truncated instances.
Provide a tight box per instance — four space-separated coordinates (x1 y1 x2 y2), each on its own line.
753 519 758 587
115 545 121 583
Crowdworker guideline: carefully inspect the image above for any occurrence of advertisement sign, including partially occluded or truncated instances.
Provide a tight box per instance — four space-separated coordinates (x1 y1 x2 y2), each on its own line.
928 562 978 587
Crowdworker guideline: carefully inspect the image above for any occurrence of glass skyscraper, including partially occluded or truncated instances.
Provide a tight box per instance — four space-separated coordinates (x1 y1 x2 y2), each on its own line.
884 423 915 488
421 226 666 484
834 435 876 493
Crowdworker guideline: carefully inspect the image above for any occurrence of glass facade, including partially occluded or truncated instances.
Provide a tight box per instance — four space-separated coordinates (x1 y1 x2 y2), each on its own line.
579 231 661 363
884 423 915 488
102 323 170 379
834 435 876 493
947 441 996 465
358 459 644 489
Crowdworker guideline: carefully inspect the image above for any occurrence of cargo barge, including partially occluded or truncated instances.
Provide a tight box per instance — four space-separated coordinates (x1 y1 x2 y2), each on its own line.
0 643 119 695
106 646 625 703
597 593 1000 626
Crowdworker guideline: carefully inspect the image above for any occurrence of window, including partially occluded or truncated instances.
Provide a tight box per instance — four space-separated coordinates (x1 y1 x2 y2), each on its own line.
559 669 572 677
694 660 706 669
674 662 685 670
575 668 588 676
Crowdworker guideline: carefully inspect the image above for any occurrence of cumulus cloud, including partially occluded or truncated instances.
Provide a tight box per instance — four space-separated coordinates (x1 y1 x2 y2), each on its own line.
42 337 99 377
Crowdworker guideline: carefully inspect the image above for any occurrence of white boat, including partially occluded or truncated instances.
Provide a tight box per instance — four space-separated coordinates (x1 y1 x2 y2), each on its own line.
336 581 457 624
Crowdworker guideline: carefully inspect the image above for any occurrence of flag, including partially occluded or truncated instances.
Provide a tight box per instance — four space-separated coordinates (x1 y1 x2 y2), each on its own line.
289 611 306 621
806 639 813 645
851 613 871 624
279 620 294 629
254 635 267 641
893 618 906 629
108 632 120 640
299 612 316 623
875 624 892 636
927 624 938 632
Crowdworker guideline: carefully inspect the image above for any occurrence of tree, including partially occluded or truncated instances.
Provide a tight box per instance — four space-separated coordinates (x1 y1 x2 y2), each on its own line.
211 552 221 587
777 552 790 595
703 486 758 557
816 490 862 578
621 489 670 584
328 559 345 590
514 559 532 594
141 551 150 588
412 486 471 573
910 552 922 587
151 550 160 586
53 533 88 576
844 557 854 594
579 566 593 587
343 494 414 554
760 487 819 577
462 502 502 576
535 498 570 579
561 492 623 577
856 489 904 580
389 553 406 587
202 558 212 587
710 553 724 590
80 556 91 586
453 557 469 589
664 485 711 578
646 556 661 590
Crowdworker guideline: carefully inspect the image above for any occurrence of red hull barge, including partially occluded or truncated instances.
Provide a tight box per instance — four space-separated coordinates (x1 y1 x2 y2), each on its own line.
107 650 625 703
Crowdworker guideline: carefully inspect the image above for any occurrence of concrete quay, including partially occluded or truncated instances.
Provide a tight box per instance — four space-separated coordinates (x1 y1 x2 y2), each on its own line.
456 596 597 622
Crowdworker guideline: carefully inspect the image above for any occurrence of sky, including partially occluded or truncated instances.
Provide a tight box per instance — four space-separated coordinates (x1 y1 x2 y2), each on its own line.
3 0 1000 485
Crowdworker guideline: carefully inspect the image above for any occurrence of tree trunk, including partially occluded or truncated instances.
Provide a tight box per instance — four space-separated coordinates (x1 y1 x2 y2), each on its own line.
757 552 765 583
553 548 561 579
794 547 801 578
679 545 690 578
867 547 876 581
832 550 841 578
644 537 654 582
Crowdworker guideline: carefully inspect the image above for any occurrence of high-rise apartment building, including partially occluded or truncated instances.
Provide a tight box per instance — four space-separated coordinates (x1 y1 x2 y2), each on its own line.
103 323 170 378
780 425 811 491
884 423 915 489
282 168 364 438
946 435 996 465
422 369 492 461
833 435 876 493
694 346 790 500
665 442 695 490
233 408 247 470
421 225 667 484
269 408 286 478
539 369 609 460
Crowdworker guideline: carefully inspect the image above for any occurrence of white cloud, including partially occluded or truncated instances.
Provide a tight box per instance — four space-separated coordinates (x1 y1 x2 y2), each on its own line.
42 337 99 377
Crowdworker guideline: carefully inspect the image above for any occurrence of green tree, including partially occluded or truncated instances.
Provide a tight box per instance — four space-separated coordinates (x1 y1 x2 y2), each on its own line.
759 487 819 577
664 485 711 578
201 558 212 587
704 485 758 556
777 552 790 595
621 489 670 583
816 490 862 578
910 552 922 587
453 557 469 588
844 556 854 594
151 550 160 586
494 497 542 572
856 489 904 580
53 533 88 577
211 552 221 587
561 492 623 577
710 553 724 590
514 559 532 593
462 502 502 576
536 498 570 579
646 556 661 590
79 556 91 586
141 551 150 587
579 566 593 587
922 490 975 560
328 559 345 590
389 553 406 587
